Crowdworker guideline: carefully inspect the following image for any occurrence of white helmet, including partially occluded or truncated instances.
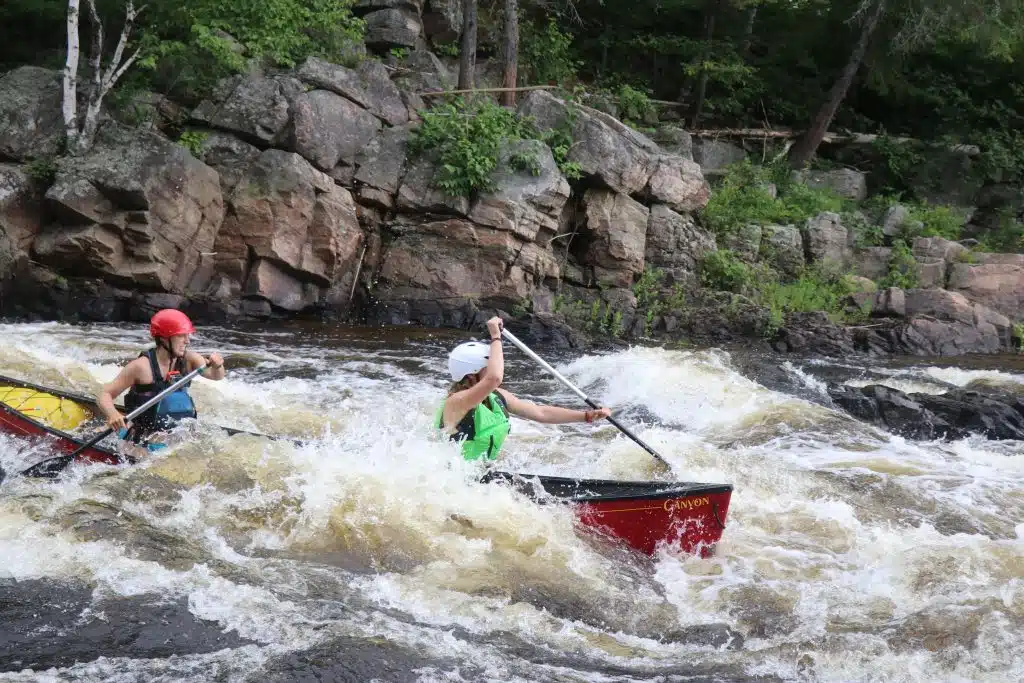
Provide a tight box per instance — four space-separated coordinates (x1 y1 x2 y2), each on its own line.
448 341 490 382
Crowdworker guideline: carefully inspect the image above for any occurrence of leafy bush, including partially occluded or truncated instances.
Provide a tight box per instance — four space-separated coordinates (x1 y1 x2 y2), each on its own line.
132 0 364 102
520 17 579 86
699 249 757 293
910 204 963 240
976 208 1024 253
880 239 920 289
700 161 846 237
409 98 533 197
760 266 856 332
616 85 656 125
177 130 208 158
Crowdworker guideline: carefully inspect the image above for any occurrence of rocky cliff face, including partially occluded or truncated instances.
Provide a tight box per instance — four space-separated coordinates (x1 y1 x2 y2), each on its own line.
1 52 1022 357
0 60 712 337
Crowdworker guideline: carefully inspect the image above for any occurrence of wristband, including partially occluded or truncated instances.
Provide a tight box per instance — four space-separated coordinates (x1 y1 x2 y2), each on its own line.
490 337 501 343
584 410 594 423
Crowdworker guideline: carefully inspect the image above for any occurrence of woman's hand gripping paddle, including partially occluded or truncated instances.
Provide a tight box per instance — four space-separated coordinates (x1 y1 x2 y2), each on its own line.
500 328 672 470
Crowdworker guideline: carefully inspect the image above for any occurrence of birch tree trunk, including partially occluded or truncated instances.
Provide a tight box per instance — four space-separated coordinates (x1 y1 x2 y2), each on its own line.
64 0 144 155
63 0 81 150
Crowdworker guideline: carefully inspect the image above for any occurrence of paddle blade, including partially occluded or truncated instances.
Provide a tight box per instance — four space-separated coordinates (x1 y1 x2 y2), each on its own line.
20 455 75 479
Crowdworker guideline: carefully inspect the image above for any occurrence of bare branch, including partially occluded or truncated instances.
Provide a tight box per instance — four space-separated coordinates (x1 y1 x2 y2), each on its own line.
63 0 81 147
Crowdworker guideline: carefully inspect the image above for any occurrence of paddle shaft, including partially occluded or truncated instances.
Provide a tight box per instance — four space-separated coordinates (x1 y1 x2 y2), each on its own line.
18 364 208 479
500 329 671 468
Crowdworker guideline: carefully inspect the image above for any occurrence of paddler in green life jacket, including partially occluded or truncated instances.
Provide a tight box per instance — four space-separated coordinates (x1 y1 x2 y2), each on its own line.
96 309 227 454
438 316 611 460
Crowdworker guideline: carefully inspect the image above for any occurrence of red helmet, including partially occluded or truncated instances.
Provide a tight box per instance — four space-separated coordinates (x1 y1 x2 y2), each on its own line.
150 309 195 338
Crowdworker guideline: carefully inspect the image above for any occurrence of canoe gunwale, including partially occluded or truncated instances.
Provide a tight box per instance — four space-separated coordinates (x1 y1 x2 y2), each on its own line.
481 469 734 504
0 373 118 460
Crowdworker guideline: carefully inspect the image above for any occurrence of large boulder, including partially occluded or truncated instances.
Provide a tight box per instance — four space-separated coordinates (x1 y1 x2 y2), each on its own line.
580 189 650 287
912 236 968 264
853 246 892 281
191 75 303 146
243 259 320 312
518 91 709 211
948 257 1024 320
391 49 455 93
881 204 913 238
289 89 382 171
830 383 1024 441
373 218 560 324
353 125 413 209
723 224 762 263
33 126 224 293
792 168 867 201
829 385 963 440
194 131 261 193
212 149 363 307
0 66 64 161
802 212 852 268
468 139 571 242
422 0 462 43
645 204 715 286
691 139 746 177
0 164 43 251
645 155 710 212
396 157 470 215
364 9 422 49
759 224 804 277
295 57 408 127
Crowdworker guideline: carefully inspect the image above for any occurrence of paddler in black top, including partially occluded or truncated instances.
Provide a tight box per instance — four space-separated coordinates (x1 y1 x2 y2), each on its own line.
96 309 226 452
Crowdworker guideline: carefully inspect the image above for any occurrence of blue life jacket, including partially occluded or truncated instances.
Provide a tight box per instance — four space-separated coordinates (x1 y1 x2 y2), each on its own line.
123 348 197 443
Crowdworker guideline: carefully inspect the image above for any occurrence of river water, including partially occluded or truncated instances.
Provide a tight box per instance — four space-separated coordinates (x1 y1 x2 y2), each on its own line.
0 321 1021 682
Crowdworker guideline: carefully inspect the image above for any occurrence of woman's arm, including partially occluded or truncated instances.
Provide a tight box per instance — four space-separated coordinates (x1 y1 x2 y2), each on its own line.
187 350 226 380
496 388 611 425
96 359 143 430
441 318 505 430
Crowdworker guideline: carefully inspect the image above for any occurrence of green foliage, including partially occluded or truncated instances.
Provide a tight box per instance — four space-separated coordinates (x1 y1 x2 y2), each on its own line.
434 41 460 58
759 266 857 335
509 150 542 176
880 239 920 289
130 0 364 102
976 208 1024 253
699 249 756 294
555 294 625 338
910 204 963 240
1014 323 1024 353
700 161 846 237
616 85 656 126
24 155 58 186
177 130 208 158
389 47 410 61
520 17 579 86
408 98 533 197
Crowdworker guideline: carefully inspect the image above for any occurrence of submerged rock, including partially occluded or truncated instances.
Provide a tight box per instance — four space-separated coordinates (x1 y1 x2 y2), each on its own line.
829 382 1024 441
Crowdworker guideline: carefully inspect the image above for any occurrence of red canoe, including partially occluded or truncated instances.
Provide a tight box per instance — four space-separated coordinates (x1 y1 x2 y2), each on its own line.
481 470 732 557
0 374 120 467
1 374 733 557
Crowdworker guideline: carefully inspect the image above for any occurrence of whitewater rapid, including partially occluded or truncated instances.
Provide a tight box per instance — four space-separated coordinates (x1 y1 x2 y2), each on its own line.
0 321 1021 682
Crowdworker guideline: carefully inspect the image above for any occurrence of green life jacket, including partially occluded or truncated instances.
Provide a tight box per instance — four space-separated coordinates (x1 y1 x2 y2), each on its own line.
437 391 511 461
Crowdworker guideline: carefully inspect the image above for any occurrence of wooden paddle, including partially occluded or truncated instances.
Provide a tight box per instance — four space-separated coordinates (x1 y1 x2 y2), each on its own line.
500 328 672 469
11 364 208 481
